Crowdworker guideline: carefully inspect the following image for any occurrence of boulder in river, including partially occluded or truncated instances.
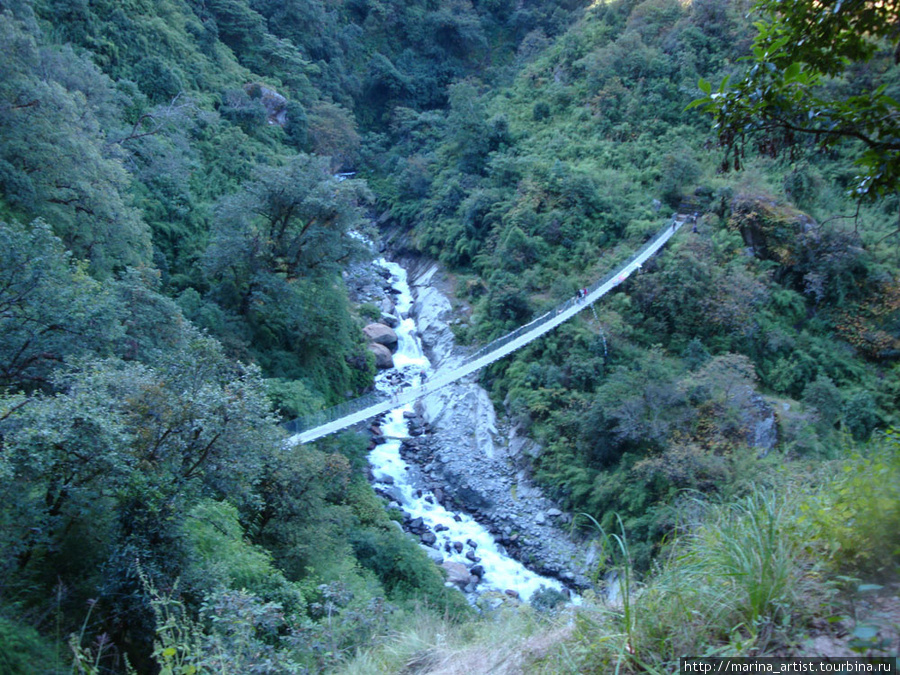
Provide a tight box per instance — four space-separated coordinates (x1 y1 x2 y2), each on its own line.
363 323 398 348
421 546 444 564
367 343 394 369
380 312 400 328
442 561 473 588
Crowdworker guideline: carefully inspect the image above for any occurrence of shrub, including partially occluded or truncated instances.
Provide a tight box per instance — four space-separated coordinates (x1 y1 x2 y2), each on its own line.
0 615 53 675
573 490 828 671
801 434 900 574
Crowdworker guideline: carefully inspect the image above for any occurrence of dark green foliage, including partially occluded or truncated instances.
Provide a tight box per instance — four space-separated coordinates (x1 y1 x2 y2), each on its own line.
349 527 468 616
0 220 122 389
200 153 374 399
0 12 151 275
0 614 53 675
530 586 569 613
690 0 900 199
802 374 843 437
843 390 879 442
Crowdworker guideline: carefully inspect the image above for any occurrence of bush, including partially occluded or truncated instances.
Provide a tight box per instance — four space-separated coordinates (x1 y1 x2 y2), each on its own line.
801 435 900 574
616 490 826 669
842 391 878 441
0 614 53 675
349 528 470 617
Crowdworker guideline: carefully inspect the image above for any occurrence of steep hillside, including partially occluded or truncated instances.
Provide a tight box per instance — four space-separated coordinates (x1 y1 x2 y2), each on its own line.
0 0 898 671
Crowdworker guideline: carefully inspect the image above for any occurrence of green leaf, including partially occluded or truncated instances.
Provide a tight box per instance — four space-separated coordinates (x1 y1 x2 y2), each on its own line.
857 583 883 593
784 62 801 81
685 98 710 111
852 625 879 641
698 78 712 95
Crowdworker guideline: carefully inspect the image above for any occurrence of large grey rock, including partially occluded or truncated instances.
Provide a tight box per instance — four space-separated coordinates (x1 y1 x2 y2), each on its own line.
509 423 543 459
743 391 778 454
245 83 287 126
367 343 393 369
421 546 444 564
407 264 459 368
442 561 473 587
363 323 398 348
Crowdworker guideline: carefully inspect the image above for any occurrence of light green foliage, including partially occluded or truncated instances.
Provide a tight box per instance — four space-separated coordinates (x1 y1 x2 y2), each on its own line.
689 0 900 199
182 499 306 613
263 377 325 420
801 435 900 573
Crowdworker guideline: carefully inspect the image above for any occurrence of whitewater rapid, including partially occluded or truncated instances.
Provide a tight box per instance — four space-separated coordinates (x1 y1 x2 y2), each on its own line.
368 259 566 603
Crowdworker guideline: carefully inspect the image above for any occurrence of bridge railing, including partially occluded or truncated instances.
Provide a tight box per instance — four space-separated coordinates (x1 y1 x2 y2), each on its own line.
455 221 676 369
283 388 390 435
284 219 678 435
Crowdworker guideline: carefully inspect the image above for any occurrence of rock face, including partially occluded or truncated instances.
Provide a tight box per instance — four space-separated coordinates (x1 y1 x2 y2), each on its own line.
730 195 819 266
363 323 398 348
744 390 777 455
367 343 394 369
406 263 460 369
244 83 288 126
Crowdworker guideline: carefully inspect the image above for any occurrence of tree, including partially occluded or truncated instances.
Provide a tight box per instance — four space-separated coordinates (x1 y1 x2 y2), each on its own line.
0 220 122 390
205 154 370 297
203 154 374 393
690 0 900 201
0 11 152 275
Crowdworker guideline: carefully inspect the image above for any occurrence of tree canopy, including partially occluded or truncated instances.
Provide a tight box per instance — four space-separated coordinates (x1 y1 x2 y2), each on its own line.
690 0 900 200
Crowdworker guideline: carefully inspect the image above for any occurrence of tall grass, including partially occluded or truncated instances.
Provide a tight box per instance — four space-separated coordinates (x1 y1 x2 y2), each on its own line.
637 492 826 662
563 488 830 673
339 601 575 675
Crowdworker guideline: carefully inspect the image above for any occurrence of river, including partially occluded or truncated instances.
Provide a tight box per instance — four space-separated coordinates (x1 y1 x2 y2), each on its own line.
368 259 567 603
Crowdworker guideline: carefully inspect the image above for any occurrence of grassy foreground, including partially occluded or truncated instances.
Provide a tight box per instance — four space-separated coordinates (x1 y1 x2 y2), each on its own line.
339 437 900 674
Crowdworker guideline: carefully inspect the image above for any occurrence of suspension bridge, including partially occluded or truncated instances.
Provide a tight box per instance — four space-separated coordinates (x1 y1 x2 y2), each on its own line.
286 218 685 445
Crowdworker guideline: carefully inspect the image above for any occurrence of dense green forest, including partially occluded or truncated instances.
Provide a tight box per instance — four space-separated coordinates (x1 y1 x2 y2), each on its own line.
0 0 898 671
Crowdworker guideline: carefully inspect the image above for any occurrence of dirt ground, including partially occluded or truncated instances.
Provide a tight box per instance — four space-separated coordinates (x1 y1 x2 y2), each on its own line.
793 579 900 658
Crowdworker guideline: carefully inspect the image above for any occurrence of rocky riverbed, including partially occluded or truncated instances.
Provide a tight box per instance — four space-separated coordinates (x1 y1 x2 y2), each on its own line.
345 253 596 593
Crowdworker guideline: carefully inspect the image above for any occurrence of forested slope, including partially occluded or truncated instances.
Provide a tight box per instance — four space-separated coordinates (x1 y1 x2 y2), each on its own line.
368 0 900 566
0 0 898 671
0 0 587 670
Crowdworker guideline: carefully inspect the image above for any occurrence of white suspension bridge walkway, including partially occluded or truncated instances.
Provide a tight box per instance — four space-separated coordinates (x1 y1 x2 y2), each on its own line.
287 218 685 445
